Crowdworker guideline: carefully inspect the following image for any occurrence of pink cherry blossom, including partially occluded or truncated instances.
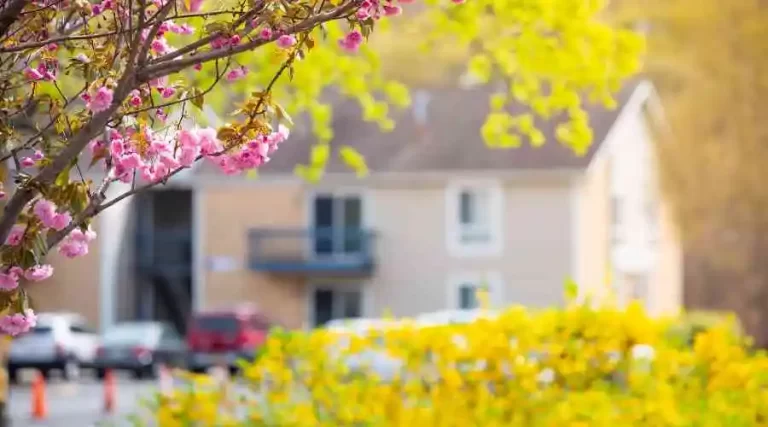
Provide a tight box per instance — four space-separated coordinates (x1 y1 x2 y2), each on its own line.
177 129 200 148
198 127 223 155
5 224 26 246
159 154 180 170
50 211 71 231
129 92 142 107
0 271 19 291
0 309 37 336
161 87 176 98
259 27 273 40
339 30 364 53
24 265 53 282
86 86 114 113
382 4 402 16
33 199 71 231
170 23 194 35
32 150 44 160
178 146 199 167
226 67 247 81
58 227 96 258
24 67 44 81
117 152 142 169
186 0 203 12
20 157 35 167
276 34 296 49
149 76 168 89
33 199 57 225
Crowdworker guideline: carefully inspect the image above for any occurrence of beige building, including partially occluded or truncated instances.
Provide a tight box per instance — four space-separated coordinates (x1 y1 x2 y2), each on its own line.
34 79 682 331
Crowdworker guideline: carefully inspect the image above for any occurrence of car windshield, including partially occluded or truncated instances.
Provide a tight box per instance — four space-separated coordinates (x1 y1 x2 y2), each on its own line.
102 324 157 345
194 315 239 332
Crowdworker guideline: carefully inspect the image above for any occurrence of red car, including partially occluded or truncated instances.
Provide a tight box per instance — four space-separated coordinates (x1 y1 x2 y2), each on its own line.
186 307 272 373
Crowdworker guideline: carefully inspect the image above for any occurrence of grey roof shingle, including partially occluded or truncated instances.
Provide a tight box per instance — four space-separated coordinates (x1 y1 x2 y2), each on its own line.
230 80 640 176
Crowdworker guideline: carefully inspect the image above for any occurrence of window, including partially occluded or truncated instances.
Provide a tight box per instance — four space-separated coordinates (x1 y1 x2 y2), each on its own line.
610 195 624 243
459 190 492 244
626 273 649 304
312 193 365 257
458 283 486 309
311 287 363 327
646 200 659 243
447 181 503 257
448 272 503 310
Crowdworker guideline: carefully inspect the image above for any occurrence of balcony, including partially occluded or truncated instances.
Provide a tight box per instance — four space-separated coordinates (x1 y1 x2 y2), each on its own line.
248 228 376 277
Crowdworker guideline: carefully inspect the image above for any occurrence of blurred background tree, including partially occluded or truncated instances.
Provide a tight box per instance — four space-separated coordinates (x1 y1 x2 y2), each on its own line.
612 0 768 346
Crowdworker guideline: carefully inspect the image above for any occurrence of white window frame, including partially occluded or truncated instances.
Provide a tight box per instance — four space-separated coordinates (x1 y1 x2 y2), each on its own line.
446 272 504 310
445 180 503 257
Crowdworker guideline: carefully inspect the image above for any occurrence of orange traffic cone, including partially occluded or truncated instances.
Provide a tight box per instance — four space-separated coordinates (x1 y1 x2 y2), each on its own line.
103 369 116 414
31 370 47 420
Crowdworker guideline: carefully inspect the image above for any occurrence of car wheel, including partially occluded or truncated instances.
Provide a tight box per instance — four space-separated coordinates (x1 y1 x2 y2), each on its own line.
96 368 107 380
7 368 17 385
61 359 80 382
131 368 145 380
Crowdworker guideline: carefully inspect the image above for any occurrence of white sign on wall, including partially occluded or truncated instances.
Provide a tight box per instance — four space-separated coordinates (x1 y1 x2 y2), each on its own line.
206 256 239 272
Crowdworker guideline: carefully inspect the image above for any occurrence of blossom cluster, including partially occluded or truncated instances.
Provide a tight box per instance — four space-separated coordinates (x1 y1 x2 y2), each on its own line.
147 303 766 426
2 0 416 338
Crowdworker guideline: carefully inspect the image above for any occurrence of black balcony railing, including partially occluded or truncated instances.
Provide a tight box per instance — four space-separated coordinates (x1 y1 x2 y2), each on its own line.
248 227 376 276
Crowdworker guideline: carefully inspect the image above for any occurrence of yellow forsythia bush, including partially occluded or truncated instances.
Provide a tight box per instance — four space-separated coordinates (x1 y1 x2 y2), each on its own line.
141 300 768 426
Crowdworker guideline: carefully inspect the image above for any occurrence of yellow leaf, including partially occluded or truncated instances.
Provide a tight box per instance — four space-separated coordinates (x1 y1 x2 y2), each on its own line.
310 144 330 167
339 146 369 178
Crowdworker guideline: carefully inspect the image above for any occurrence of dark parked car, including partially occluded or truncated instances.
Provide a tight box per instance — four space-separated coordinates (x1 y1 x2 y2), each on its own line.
186 307 272 374
93 321 186 379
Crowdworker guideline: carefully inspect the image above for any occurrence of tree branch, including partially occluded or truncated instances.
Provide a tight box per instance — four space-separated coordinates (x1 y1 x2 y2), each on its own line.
147 5 260 65
0 0 26 39
44 169 112 252
0 29 124 53
139 0 358 82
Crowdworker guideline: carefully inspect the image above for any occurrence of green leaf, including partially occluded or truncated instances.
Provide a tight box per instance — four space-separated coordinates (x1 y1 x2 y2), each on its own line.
275 104 294 127
563 278 579 302
190 87 205 110
338 146 369 178
54 158 77 187
204 22 228 35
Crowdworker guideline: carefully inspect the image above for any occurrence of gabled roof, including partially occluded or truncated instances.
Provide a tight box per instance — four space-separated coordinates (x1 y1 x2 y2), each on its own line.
209 80 641 177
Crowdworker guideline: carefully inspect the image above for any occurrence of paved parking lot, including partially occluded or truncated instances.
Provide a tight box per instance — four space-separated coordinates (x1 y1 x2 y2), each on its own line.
9 370 162 427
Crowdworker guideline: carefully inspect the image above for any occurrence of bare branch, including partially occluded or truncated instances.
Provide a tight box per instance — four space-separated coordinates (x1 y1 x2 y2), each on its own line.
0 29 126 53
